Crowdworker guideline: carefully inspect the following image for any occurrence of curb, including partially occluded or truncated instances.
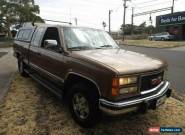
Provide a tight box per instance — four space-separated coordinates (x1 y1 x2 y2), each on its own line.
119 44 184 49
0 72 16 103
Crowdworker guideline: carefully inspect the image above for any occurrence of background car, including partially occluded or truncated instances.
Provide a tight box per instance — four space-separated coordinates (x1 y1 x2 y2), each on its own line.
148 32 175 41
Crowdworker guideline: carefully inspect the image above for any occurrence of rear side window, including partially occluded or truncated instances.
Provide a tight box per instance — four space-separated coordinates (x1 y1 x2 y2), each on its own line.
17 30 24 39
17 29 33 41
31 28 45 47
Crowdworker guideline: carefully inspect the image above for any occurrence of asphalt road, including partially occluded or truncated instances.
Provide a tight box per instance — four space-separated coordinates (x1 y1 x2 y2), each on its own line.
0 48 17 102
120 45 185 93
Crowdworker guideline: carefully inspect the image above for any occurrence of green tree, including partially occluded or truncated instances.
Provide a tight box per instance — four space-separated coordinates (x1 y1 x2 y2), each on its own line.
0 0 43 38
120 24 134 35
122 24 132 35
135 22 146 34
144 25 156 35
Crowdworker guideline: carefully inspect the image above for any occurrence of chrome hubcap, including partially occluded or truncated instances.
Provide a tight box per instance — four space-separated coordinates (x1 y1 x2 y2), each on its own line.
72 93 89 119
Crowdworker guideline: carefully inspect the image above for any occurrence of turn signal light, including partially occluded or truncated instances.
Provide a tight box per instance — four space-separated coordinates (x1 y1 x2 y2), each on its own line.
111 78 119 96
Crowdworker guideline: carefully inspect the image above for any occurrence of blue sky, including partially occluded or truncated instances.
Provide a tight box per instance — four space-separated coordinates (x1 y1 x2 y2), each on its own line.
35 0 185 31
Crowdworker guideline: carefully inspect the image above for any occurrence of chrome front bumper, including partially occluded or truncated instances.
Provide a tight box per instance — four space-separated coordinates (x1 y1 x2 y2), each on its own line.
99 81 171 115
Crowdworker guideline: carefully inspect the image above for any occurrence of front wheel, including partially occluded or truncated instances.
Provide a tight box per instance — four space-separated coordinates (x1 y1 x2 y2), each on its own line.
68 83 101 128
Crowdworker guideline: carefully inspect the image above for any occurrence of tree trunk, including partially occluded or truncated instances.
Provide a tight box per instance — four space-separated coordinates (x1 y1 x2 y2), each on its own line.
6 17 12 38
7 26 12 38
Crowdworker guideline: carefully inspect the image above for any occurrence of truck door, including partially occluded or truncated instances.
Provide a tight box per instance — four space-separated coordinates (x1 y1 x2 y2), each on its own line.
38 27 65 86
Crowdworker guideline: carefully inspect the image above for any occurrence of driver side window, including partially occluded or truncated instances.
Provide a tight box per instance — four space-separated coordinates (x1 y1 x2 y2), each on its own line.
42 27 61 52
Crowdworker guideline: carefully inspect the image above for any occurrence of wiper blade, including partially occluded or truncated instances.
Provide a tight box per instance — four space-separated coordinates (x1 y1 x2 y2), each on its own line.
100 45 112 47
68 46 91 50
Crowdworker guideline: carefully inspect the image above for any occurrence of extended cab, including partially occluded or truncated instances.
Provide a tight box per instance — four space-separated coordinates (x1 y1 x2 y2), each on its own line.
13 24 171 127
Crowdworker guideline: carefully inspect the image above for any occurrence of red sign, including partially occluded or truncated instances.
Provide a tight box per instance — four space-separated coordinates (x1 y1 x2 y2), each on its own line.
148 127 160 133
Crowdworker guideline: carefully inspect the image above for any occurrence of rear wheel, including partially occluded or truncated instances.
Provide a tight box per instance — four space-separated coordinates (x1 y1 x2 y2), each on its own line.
68 83 101 128
18 58 28 77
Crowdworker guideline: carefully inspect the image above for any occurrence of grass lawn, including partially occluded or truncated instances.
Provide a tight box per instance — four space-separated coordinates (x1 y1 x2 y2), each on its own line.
0 74 185 135
122 39 185 48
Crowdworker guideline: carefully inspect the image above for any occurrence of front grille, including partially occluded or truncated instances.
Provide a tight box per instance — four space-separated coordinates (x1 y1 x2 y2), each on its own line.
140 71 164 91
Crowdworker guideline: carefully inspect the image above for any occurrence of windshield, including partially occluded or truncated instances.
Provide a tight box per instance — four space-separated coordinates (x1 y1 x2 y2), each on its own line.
63 27 119 50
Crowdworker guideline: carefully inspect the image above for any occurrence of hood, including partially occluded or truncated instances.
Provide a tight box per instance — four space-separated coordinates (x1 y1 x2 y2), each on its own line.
73 49 164 75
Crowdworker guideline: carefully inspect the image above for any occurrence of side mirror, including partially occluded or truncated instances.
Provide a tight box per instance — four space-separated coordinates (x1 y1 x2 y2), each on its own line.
44 39 58 47
44 39 62 53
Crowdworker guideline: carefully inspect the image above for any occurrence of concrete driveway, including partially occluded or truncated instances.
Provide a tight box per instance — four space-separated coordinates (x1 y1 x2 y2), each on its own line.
0 48 17 102
120 45 185 93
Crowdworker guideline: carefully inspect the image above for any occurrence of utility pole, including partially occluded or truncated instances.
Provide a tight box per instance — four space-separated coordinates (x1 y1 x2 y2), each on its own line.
131 7 134 35
75 18 78 26
122 0 129 41
149 13 152 25
171 0 175 13
149 13 153 35
109 10 113 34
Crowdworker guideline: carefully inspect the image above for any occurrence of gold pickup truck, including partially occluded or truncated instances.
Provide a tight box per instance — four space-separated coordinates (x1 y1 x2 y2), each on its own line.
13 24 171 127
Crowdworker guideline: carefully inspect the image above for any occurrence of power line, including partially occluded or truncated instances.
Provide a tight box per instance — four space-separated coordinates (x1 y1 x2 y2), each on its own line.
132 0 160 5
69 0 120 8
134 0 172 9
133 7 172 17
127 0 172 11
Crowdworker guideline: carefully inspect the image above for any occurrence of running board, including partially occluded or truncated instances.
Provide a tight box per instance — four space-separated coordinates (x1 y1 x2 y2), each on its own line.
29 72 63 99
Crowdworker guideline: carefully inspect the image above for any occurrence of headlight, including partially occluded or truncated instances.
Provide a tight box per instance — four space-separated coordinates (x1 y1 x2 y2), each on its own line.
111 77 138 96
119 87 138 94
119 77 137 85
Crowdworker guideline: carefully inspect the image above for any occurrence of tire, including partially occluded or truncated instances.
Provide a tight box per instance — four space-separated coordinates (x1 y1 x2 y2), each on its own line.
68 83 101 128
18 58 28 77
161 38 165 41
